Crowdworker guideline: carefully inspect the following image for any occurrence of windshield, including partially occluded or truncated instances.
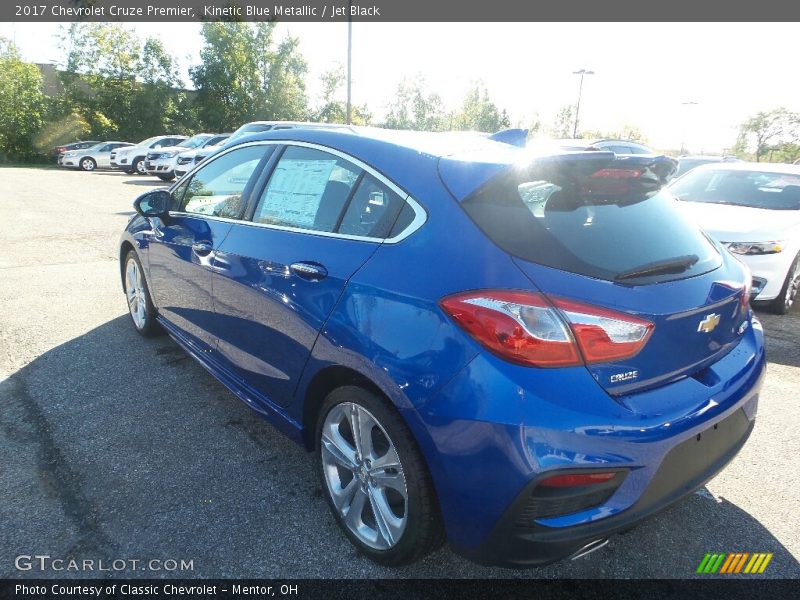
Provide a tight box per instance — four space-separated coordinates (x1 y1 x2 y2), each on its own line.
180 134 213 149
205 135 230 147
137 136 160 147
462 162 721 283
670 168 800 210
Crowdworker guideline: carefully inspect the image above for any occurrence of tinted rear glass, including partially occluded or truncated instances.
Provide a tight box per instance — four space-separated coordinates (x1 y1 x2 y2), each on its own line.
670 169 800 210
462 162 721 283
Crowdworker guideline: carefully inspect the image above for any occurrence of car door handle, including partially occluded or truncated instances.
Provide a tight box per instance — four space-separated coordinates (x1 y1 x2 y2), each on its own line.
290 262 328 281
192 242 213 256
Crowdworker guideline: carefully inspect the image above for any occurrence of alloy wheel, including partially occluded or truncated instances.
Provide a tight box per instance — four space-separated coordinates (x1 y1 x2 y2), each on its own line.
320 402 408 550
81 158 95 171
136 160 147 175
125 258 147 329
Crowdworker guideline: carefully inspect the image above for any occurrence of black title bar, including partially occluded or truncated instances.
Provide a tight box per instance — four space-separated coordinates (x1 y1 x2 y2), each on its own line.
5 0 800 22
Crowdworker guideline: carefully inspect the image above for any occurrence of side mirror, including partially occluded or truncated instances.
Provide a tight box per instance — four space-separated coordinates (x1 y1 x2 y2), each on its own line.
133 189 171 217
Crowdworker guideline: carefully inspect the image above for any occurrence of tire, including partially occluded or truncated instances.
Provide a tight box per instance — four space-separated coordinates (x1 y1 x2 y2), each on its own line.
123 250 160 337
158 173 175 182
132 157 147 175
316 386 443 566
764 253 800 315
80 157 96 172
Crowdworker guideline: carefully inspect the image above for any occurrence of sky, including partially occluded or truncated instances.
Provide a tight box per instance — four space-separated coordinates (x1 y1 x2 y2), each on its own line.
1 21 798 152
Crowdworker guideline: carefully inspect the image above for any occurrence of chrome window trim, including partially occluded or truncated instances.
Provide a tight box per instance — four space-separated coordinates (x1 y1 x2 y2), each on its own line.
167 139 427 245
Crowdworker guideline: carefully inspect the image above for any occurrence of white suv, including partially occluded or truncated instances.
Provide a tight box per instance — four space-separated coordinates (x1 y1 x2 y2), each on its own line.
144 134 218 181
111 135 188 175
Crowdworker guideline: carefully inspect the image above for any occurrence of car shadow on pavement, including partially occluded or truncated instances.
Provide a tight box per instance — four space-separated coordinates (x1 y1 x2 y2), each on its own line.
1 315 798 579
753 309 800 368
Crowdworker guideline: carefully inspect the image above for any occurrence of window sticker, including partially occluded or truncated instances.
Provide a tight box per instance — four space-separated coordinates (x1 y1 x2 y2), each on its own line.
258 159 338 227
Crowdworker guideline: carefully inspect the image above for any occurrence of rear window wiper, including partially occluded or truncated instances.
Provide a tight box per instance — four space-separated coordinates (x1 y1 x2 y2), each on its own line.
615 254 699 281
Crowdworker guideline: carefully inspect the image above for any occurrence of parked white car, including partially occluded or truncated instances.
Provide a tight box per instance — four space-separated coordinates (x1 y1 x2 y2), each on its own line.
60 141 133 171
111 135 188 175
173 134 231 179
669 162 800 313
143 134 220 181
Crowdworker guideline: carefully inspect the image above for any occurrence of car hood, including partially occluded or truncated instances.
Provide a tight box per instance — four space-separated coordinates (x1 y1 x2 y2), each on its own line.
677 200 800 242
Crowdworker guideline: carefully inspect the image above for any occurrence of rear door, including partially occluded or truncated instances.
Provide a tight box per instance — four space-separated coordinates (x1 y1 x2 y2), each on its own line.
146 144 271 351
211 143 410 407
456 153 750 395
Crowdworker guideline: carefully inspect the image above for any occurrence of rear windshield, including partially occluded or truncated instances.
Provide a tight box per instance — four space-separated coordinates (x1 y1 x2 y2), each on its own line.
462 163 721 283
670 169 800 210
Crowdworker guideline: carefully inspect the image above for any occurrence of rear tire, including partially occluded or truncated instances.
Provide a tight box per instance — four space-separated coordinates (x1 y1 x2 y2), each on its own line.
315 386 443 566
763 253 800 314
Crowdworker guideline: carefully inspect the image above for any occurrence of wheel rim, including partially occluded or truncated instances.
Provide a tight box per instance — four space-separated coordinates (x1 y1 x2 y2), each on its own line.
125 258 147 329
136 160 146 174
320 402 408 550
786 260 800 309
82 159 94 171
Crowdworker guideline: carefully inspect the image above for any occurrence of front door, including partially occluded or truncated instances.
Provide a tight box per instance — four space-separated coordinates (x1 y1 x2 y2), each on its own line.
145 144 272 351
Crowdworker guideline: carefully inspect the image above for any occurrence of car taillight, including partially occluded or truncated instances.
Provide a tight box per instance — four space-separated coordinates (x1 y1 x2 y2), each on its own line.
439 290 653 368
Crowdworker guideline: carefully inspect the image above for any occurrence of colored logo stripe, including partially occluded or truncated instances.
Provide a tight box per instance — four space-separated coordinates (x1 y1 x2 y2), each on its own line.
698 552 773 574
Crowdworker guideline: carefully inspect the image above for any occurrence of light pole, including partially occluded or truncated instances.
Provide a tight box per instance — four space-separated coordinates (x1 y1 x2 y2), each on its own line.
346 3 353 125
680 101 698 155
572 69 594 138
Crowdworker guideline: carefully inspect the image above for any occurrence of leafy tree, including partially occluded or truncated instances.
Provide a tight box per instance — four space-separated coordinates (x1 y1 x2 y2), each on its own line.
384 76 447 131
733 108 800 162
0 39 49 161
452 83 510 132
59 23 187 141
549 105 575 138
190 22 309 131
313 64 371 125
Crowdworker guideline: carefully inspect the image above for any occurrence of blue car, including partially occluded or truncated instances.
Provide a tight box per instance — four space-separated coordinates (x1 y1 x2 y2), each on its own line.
119 127 765 567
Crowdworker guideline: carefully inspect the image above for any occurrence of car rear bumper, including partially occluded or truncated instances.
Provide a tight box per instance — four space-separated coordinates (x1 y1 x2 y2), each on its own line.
455 406 756 566
410 316 766 567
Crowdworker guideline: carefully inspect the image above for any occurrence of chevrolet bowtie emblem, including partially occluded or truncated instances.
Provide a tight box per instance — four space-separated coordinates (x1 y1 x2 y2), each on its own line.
698 313 721 333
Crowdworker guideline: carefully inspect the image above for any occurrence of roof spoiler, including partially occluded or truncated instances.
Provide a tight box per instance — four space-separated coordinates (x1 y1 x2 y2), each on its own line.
488 128 528 148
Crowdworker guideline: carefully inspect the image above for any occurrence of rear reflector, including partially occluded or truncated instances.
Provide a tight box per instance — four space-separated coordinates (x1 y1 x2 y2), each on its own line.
440 290 653 368
539 472 617 488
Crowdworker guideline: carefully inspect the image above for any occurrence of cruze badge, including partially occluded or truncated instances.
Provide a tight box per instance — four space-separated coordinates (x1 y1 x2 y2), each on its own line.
610 370 639 383
698 313 721 333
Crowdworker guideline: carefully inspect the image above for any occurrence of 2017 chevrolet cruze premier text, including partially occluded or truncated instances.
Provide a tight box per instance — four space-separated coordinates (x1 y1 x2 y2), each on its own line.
119 127 766 567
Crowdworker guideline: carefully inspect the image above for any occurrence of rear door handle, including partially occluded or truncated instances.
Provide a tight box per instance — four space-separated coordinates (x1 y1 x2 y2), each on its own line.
192 242 213 256
290 262 328 281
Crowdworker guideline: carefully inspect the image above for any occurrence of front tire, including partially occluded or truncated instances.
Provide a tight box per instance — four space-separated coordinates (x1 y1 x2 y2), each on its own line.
80 157 96 171
158 173 175 182
123 250 160 336
132 158 147 175
764 253 800 314
316 386 443 566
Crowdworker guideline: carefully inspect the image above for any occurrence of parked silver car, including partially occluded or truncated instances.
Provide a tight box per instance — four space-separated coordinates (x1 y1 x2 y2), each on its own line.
60 142 134 171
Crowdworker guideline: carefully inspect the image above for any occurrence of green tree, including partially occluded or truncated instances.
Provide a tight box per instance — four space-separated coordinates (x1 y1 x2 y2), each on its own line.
60 23 187 140
384 76 447 131
733 108 800 162
313 64 371 125
0 39 49 161
190 22 308 131
452 83 510 132
550 105 575 138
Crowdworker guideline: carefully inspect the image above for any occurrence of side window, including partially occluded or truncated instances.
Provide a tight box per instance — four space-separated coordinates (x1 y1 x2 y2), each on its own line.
338 174 407 238
178 145 269 218
253 146 361 232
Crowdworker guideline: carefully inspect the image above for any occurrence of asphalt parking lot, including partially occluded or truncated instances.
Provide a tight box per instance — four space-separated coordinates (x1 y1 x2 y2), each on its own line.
1 166 798 579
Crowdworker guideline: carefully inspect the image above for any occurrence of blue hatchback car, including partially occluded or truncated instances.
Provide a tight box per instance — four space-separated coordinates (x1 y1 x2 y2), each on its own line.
120 127 766 567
